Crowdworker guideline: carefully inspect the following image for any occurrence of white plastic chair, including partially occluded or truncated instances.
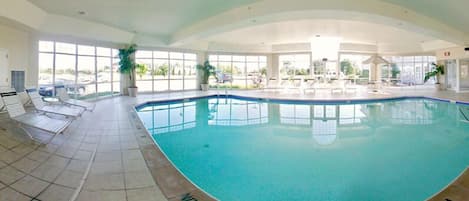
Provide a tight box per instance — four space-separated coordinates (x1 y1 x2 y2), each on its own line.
330 80 346 94
303 80 317 94
26 88 84 118
263 79 281 91
55 86 96 111
0 89 72 141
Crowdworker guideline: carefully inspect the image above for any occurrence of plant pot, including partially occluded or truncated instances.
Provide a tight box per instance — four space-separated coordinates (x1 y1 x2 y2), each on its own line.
128 87 138 97
434 83 446 91
200 84 209 91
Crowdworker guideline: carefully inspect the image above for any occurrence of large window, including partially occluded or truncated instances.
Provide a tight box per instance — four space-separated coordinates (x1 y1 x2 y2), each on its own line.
279 54 311 79
135 50 197 92
38 41 120 99
339 54 436 85
339 54 371 83
209 54 267 89
383 56 436 85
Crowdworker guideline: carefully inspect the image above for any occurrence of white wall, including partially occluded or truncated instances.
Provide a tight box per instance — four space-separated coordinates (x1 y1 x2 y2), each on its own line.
435 46 468 60
0 48 8 86
0 23 33 87
459 59 469 91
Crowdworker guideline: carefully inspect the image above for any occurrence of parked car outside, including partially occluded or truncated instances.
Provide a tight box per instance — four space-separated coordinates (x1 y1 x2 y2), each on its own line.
38 78 86 97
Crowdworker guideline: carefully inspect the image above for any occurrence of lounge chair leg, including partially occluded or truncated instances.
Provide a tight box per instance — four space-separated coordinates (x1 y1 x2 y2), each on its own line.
17 123 57 145
18 124 34 141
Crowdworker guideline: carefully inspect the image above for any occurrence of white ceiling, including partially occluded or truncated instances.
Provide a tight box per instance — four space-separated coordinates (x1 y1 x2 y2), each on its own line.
204 19 436 46
27 0 259 36
381 0 469 33
23 0 468 53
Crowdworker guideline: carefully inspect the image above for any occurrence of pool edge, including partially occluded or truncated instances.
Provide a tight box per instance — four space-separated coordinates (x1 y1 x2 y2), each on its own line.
134 93 469 201
132 106 219 201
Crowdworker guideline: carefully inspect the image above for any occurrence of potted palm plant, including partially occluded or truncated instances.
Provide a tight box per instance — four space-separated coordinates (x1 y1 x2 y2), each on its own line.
197 61 215 91
424 62 445 90
118 44 138 97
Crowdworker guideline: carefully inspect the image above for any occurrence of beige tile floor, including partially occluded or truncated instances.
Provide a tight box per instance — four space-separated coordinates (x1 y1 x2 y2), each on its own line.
0 86 467 201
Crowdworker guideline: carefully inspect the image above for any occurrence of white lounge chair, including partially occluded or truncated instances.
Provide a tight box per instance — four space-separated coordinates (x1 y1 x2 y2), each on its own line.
330 80 346 94
263 79 282 91
303 80 317 94
54 86 96 112
26 88 84 118
344 80 358 93
0 90 72 141
0 86 10 112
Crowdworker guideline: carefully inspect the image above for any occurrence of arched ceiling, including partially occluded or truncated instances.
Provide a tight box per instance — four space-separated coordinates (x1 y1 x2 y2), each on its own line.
206 19 435 45
27 0 259 36
202 19 440 54
381 0 469 33
1 0 467 53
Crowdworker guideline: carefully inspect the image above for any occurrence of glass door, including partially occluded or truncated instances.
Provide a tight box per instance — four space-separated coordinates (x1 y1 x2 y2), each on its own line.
446 60 457 90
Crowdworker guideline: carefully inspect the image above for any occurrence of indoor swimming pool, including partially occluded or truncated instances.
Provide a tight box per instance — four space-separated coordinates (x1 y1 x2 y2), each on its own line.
136 96 469 201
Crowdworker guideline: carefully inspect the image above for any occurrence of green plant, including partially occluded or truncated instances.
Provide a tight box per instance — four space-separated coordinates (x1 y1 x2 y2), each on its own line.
391 63 400 78
260 67 267 76
196 61 215 84
340 60 355 75
118 44 137 87
152 64 169 77
135 64 148 79
424 63 445 84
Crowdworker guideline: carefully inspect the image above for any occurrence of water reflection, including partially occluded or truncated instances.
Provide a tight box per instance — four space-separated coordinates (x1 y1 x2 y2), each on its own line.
137 98 449 140
208 98 268 126
137 101 196 135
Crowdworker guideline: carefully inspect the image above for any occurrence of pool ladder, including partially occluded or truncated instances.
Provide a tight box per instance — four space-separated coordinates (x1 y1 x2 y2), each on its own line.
216 82 230 98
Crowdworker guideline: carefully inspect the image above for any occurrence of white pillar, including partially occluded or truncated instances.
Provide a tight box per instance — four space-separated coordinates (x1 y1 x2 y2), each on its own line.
195 51 207 90
369 63 377 82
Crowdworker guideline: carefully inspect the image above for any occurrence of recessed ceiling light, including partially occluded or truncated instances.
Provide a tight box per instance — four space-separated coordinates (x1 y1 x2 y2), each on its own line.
316 35 321 37
77 11 87 15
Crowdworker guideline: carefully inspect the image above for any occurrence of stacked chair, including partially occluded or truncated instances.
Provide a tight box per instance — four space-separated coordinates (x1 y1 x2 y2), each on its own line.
0 88 72 142
54 85 96 111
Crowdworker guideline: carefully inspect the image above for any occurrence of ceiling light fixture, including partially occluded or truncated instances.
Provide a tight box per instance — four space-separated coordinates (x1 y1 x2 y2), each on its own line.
77 11 87 15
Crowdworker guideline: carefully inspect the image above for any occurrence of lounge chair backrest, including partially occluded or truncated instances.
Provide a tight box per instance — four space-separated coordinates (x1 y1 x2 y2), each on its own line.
0 90 26 118
55 86 70 101
293 79 301 87
332 80 346 88
280 80 289 85
25 88 46 109
268 80 278 87
306 80 316 87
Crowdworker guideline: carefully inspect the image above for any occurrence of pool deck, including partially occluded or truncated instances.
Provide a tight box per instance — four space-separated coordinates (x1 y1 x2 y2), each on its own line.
0 86 468 201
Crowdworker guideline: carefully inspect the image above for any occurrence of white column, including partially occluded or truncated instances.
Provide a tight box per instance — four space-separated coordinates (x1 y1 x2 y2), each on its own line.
369 63 377 82
195 50 207 90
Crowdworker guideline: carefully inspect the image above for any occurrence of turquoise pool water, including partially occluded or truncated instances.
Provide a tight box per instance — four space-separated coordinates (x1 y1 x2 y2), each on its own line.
136 97 469 201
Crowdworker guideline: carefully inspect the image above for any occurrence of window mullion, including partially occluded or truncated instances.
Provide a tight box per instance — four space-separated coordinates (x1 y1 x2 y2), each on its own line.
94 46 98 100
52 42 56 95
152 51 154 93
74 45 78 99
